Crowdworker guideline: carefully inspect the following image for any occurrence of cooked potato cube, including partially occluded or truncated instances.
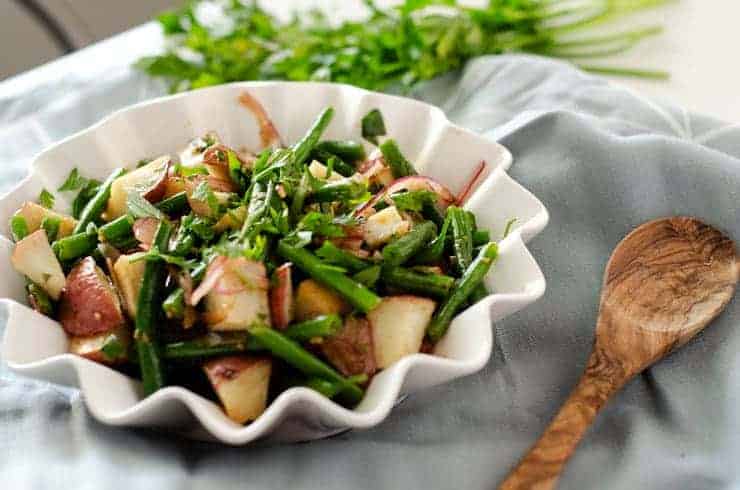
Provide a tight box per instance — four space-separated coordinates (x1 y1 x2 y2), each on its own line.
295 279 351 321
112 253 147 318
368 295 436 368
11 229 65 300
308 160 344 182
14 202 76 238
205 258 270 331
321 315 376 377
106 156 171 219
69 325 131 365
203 356 272 424
60 257 125 336
362 205 410 248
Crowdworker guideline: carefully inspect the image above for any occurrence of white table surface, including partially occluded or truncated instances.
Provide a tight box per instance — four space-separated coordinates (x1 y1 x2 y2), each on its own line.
2 0 738 124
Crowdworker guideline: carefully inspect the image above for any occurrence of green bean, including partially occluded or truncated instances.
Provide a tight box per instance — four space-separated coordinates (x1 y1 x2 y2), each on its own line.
283 314 343 342
293 107 334 167
277 240 381 313
98 215 135 248
155 191 190 214
163 334 260 360
27 282 54 316
382 221 436 268
382 267 454 298
10 215 29 242
427 242 498 342
361 109 386 145
449 206 473 274
307 180 366 204
134 220 172 395
40 216 61 242
414 212 451 265
74 168 125 233
290 172 310 224
379 139 416 178
248 326 364 405
316 140 366 163
52 231 98 262
315 241 370 273
473 229 491 247
352 265 381 287
309 148 356 176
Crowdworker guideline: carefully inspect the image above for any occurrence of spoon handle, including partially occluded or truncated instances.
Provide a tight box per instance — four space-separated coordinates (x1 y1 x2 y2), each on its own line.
498 347 628 490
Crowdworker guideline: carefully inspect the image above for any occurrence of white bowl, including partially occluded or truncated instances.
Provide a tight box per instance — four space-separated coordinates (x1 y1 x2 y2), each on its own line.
0 82 548 445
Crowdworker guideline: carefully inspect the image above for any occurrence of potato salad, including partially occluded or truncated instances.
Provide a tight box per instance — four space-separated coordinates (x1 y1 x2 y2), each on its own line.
9 95 497 424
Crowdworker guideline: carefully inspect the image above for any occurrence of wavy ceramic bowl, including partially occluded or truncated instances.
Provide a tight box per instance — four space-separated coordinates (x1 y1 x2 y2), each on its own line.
0 82 548 445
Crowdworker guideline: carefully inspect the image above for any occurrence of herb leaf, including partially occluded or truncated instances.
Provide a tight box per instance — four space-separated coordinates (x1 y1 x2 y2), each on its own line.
361 109 386 145
38 189 55 209
127 192 165 220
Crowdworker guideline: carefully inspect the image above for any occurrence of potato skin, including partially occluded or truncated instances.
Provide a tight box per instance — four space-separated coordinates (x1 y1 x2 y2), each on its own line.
60 257 125 336
320 315 376 377
269 263 294 330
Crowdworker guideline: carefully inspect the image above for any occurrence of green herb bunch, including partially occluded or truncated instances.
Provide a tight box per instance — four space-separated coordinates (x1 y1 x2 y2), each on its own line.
138 0 671 93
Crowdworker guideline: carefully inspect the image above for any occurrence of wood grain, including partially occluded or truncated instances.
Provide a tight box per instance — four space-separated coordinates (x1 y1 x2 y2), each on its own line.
499 217 738 490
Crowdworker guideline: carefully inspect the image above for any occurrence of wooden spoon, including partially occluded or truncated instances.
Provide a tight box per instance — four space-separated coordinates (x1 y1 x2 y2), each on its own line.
499 217 738 490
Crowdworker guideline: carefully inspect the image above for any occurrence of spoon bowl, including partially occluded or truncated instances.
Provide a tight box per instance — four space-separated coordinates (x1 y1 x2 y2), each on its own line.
499 217 738 490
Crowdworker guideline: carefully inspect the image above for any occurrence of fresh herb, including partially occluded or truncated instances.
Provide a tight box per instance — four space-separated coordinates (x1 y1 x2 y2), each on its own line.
503 218 518 238
127 192 165 220
58 168 87 192
138 0 670 94
391 190 437 213
192 181 222 216
38 189 55 209
361 109 387 145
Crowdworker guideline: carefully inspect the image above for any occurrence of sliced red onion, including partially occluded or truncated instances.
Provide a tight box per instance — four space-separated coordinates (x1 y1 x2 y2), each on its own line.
190 256 227 306
455 160 488 206
238 91 283 149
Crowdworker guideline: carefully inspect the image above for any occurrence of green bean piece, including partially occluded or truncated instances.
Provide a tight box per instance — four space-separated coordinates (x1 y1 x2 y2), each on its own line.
73 167 125 233
316 140 366 163
249 326 364 405
134 220 172 395
27 282 54 316
379 139 416 178
449 206 473 274
283 314 343 342
190 262 208 283
52 231 98 262
304 377 342 398
315 241 370 273
10 215 29 242
414 212 451 265
472 229 491 247
155 191 190 215
40 216 61 242
382 267 455 299
163 334 260 360
162 288 185 320
427 242 498 342
382 221 436 268
98 214 135 248
309 148 356 176
290 172 310 224
352 265 382 288
277 240 381 313
308 180 366 204
293 107 334 167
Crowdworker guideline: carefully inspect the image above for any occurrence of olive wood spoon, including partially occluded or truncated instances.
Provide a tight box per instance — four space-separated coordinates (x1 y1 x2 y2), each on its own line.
499 217 738 490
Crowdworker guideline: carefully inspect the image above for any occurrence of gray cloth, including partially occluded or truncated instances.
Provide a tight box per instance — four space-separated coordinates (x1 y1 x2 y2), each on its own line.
1 31 739 489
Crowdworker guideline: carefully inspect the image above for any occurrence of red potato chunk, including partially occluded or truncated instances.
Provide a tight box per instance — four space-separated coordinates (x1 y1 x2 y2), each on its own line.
204 258 271 331
68 325 131 365
203 356 272 424
321 315 377 377
14 202 77 238
368 295 436 369
269 263 294 330
294 279 351 321
106 156 171 219
132 218 159 250
11 229 66 300
59 257 125 336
